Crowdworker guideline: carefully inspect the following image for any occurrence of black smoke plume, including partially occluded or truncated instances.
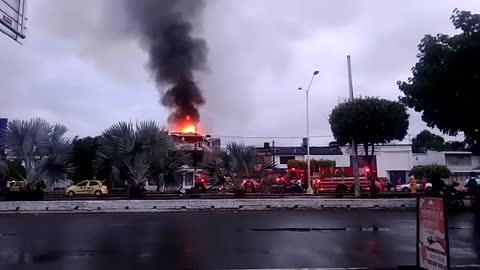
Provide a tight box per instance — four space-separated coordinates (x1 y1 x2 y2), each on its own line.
125 0 208 125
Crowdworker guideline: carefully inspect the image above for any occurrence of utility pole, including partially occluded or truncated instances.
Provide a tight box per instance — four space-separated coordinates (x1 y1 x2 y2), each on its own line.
347 55 361 197
272 140 275 174
194 125 198 179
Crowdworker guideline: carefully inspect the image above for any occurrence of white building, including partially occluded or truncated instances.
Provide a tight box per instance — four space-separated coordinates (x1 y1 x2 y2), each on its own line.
413 150 480 181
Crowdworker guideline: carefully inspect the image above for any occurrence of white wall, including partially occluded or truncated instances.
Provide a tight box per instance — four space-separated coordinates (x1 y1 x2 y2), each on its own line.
473 156 480 169
374 145 412 178
412 150 445 166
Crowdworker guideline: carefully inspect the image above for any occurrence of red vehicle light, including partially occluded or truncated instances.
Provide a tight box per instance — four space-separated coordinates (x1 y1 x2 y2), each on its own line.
291 168 295 171
276 178 280 182
365 167 370 173
201 178 205 182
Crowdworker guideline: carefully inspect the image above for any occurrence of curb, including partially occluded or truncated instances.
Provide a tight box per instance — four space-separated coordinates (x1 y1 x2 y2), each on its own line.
0 198 416 214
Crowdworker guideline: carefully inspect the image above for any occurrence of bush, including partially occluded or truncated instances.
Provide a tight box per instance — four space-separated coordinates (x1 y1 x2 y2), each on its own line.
409 165 451 179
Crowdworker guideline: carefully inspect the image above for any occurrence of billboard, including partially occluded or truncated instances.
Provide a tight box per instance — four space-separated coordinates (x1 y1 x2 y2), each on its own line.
417 196 450 270
0 0 27 43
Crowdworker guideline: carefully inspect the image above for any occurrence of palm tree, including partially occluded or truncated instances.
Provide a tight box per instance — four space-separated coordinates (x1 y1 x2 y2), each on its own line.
204 142 272 193
1 118 72 187
94 121 191 196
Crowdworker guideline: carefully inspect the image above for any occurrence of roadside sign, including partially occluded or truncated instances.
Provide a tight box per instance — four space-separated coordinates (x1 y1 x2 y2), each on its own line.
417 195 450 270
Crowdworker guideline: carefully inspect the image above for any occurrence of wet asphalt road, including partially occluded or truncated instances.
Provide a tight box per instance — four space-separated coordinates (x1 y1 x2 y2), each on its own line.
0 210 478 270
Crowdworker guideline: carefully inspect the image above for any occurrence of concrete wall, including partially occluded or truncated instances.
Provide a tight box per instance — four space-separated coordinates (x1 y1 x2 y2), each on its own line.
375 145 413 178
0 198 416 214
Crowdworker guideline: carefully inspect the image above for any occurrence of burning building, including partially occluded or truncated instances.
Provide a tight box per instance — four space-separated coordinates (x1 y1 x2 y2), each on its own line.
169 130 221 152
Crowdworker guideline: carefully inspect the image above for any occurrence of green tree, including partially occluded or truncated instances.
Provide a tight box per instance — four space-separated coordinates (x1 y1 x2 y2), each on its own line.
409 165 451 180
399 9 480 154
204 142 272 193
287 159 306 170
70 136 99 183
6 160 26 180
443 141 466 151
329 97 409 193
412 130 445 153
94 121 191 196
286 159 335 172
1 118 72 186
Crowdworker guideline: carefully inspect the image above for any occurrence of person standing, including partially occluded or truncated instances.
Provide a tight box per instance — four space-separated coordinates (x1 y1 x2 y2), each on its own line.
379 178 386 193
421 176 427 192
410 175 417 194
466 172 479 196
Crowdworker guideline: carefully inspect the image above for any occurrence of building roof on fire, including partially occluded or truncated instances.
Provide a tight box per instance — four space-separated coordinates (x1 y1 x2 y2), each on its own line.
256 146 343 156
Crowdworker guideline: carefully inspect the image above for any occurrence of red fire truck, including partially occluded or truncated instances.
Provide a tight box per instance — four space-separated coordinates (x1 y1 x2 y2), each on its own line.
276 166 374 193
313 167 373 193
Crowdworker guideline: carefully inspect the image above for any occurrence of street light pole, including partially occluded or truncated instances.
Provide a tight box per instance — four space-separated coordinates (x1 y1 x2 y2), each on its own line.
347 55 361 197
298 70 319 195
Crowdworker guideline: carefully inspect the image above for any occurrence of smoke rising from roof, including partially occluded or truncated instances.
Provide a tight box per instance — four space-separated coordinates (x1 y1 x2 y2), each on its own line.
125 0 208 126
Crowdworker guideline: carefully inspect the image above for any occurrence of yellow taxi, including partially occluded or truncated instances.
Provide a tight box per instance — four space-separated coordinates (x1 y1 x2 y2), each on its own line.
9 180 27 192
66 180 108 196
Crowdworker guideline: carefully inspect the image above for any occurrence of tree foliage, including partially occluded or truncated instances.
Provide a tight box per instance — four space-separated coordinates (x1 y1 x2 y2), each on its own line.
409 165 451 179
287 159 336 171
94 121 191 191
204 142 272 190
412 130 445 153
399 9 480 153
329 97 409 166
70 136 99 183
0 118 72 185
412 130 467 153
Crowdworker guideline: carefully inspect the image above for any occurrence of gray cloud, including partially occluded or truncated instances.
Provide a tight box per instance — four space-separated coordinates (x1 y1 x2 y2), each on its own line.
1 0 479 145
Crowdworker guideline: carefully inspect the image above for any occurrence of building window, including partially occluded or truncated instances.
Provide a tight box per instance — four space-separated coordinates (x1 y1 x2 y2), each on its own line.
280 156 295 164
445 154 471 166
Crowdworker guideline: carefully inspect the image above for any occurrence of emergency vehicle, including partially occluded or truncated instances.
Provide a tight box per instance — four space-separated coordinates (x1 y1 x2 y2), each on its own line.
313 167 373 193
277 166 374 193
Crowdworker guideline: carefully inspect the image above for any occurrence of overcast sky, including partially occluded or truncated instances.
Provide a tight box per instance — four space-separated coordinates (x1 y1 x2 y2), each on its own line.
1 0 479 146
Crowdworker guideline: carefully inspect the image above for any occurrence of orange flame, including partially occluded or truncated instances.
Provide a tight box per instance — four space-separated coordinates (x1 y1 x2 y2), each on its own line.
181 125 197 133
175 115 201 134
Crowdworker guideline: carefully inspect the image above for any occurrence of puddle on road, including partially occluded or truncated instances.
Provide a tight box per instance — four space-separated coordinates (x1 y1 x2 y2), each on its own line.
246 227 391 232
0 233 17 237
0 249 116 265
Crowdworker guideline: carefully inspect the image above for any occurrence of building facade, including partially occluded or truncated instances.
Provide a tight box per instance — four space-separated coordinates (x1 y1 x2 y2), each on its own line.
413 150 480 181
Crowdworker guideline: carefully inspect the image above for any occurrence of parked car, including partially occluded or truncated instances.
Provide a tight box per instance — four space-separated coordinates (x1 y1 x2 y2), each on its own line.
395 181 432 192
66 180 108 196
3 180 45 200
9 180 27 192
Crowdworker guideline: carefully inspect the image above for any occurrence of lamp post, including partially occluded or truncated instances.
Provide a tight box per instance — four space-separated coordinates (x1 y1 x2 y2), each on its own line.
298 70 319 194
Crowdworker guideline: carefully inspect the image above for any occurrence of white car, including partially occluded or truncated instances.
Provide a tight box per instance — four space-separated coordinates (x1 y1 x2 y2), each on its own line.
395 181 432 192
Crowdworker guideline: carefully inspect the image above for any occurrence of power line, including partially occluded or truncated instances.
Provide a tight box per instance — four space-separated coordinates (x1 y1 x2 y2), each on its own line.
209 134 333 139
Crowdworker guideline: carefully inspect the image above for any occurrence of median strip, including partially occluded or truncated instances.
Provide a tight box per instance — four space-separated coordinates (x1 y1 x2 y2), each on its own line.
0 198 416 214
